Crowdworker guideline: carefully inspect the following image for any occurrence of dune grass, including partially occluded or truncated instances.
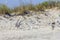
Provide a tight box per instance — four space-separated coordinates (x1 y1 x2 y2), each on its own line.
0 1 60 15
0 4 13 15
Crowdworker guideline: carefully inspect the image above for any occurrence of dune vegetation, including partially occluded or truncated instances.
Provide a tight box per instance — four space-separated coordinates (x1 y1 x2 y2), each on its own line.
0 0 60 15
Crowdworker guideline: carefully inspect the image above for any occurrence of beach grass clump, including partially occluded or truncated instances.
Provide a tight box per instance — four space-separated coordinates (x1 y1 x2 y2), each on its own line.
0 4 12 15
0 0 60 15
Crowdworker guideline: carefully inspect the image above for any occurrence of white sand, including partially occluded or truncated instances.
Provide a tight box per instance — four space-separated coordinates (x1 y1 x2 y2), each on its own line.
0 8 60 40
